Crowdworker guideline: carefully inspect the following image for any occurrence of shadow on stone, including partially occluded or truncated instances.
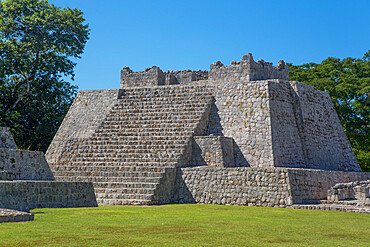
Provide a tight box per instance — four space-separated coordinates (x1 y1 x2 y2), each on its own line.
171 169 196 204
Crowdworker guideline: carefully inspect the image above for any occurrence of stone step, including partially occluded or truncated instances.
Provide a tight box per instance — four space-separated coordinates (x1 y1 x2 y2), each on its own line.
95 188 157 195
54 176 162 183
98 123 200 128
73 152 183 159
288 203 370 214
53 170 164 178
94 128 196 133
95 193 154 201
93 181 159 189
96 198 153 205
51 162 177 167
320 200 370 207
73 157 179 163
75 148 184 154
51 165 168 173
117 95 211 100
117 95 212 100
84 136 188 141
77 145 185 151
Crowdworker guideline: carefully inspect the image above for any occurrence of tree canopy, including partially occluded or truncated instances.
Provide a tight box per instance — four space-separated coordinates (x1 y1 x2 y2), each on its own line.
288 51 370 172
0 0 89 151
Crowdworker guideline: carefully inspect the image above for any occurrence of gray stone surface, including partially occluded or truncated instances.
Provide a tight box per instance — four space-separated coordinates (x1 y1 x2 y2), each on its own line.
47 85 214 205
0 181 97 212
209 53 289 84
0 126 98 219
0 208 34 223
46 89 121 165
0 149 54 180
46 53 364 209
172 167 293 207
172 167 370 207
191 136 234 167
327 180 370 202
121 66 208 88
0 127 17 149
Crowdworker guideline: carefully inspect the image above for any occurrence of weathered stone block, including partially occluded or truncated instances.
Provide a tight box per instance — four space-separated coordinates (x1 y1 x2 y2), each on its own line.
191 136 234 167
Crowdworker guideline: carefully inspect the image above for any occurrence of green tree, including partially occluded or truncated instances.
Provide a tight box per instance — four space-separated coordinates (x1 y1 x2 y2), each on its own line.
288 51 370 172
0 0 89 151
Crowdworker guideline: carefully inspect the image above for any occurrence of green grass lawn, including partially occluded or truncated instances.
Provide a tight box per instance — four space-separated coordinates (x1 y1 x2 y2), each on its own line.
0 204 369 247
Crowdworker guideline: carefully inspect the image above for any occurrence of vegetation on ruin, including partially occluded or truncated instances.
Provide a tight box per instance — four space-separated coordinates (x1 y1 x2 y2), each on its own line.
0 204 369 246
289 51 370 172
0 0 89 151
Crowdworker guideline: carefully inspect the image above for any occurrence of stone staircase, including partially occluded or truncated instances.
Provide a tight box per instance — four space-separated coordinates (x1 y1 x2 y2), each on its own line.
50 85 213 205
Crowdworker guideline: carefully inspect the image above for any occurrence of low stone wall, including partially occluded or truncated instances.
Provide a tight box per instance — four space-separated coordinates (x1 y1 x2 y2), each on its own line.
327 180 370 202
0 149 54 180
0 127 17 149
172 167 293 207
0 181 97 212
0 208 34 223
287 169 370 203
121 66 165 88
164 70 208 85
172 167 370 206
209 54 289 84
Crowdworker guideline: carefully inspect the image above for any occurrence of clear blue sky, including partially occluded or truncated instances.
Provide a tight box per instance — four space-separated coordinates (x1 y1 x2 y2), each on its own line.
50 0 370 91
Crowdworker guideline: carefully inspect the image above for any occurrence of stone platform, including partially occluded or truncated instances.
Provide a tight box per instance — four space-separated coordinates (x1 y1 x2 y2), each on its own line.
0 208 34 223
288 200 370 214
0 181 97 212
45 54 368 212
172 167 370 210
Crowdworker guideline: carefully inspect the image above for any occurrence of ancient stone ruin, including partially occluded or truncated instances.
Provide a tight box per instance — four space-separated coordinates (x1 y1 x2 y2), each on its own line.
2 53 367 224
35 53 368 213
0 127 97 223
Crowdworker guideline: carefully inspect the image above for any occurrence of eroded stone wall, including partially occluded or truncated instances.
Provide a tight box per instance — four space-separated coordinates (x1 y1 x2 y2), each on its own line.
164 70 208 85
0 127 17 149
0 181 97 212
268 81 306 167
207 81 273 168
288 169 370 203
327 180 370 201
209 54 289 84
191 136 234 167
289 82 360 171
121 66 208 88
172 167 293 206
172 167 370 206
121 66 165 88
0 149 54 180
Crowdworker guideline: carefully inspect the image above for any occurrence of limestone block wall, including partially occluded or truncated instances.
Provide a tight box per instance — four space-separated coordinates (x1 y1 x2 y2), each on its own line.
0 181 97 212
265 80 360 171
0 149 54 180
172 167 293 206
327 180 370 201
191 136 234 167
172 167 370 206
152 167 177 204
289 82 359 171
46 89 120 164
206 81 273 168
121 66 208 88
287 169 370 203
0 127 17 149
121 66 165 88
268 81 306 167
164 70 208 85
209 54 289 84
